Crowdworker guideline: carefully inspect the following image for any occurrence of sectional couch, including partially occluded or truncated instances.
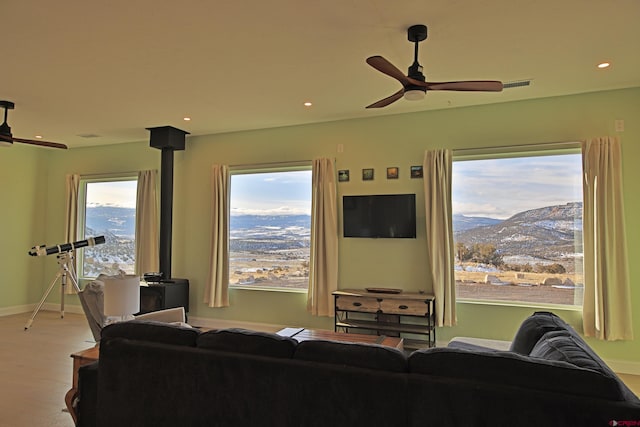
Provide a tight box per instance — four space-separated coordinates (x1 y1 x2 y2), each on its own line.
75 311 640 426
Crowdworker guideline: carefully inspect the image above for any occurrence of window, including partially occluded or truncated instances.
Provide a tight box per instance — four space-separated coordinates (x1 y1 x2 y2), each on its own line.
78 177 138 278
229 168 312 291
452 151 583 307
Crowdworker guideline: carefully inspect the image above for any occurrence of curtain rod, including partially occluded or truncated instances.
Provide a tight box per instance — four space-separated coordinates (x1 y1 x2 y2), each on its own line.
453 140 581 154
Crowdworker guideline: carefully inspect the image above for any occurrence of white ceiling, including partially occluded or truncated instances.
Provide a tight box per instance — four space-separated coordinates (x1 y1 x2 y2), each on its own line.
3 0 639 148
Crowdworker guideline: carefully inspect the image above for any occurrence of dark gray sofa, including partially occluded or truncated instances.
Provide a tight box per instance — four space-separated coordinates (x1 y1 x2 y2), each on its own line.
75 311 640 427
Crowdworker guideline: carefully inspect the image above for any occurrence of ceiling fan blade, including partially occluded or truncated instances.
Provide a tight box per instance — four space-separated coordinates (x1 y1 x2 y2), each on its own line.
366 56 412 86
424 80 503 92
366 89 404 109
12 136 68 149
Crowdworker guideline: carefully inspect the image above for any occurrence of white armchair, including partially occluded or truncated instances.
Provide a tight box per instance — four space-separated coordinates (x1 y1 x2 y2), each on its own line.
78 274 188 342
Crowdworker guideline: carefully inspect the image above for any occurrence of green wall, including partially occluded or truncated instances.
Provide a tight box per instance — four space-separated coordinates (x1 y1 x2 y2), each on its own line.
0 144 49 312
4 87 639 367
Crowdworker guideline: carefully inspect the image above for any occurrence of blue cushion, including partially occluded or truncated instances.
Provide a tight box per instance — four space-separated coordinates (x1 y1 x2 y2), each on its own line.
197 328 297 358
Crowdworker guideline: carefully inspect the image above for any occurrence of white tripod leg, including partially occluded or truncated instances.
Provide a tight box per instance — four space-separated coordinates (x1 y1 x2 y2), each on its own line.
24 270 63 330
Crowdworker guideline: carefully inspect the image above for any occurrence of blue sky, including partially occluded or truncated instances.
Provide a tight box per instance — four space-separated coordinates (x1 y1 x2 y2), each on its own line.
230 170 312 215
86 180 138 208
452 154 582 219
87 155 581 220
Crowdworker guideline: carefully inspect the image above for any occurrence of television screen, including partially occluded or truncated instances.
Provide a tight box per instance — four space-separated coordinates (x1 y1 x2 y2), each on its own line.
343 194 416 238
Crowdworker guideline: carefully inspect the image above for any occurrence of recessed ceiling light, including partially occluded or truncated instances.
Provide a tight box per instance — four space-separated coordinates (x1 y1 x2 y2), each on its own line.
303 102 313 107
35 135 43 139
597 62 611 69
183 117 191 121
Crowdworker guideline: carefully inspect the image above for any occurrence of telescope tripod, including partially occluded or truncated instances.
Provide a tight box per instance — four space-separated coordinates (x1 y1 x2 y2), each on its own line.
24 251 81 330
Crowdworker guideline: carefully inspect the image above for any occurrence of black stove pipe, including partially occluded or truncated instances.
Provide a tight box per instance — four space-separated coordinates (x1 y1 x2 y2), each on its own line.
147 126 189 280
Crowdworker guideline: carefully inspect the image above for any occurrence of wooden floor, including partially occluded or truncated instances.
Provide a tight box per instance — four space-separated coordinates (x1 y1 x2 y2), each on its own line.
0 311 95 427
0 310 638 427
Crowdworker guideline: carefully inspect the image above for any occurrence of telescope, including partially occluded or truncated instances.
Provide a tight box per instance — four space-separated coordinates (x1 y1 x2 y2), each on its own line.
28 236 106 257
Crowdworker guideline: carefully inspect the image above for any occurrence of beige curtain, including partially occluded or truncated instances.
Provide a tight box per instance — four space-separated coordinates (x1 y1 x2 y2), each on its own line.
135 170 159 275
423 149 456 327
307 158 338 316
582 137 633 340
64 174 80 294
204 164 230 307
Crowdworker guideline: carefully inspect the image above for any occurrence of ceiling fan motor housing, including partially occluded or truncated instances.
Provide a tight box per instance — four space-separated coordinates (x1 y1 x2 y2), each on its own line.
407 25 427 42
0 101 15 143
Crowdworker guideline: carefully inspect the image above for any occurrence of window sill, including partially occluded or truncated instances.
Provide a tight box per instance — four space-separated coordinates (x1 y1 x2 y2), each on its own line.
456 297 582 312
229 285 307 294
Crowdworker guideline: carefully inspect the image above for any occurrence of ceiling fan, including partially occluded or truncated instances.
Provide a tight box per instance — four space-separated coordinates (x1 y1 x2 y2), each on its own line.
366 25 503 108
0 100 67 149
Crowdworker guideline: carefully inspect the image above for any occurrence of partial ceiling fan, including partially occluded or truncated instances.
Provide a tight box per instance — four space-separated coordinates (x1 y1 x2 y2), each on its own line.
0 101 67 149
366 25 503 108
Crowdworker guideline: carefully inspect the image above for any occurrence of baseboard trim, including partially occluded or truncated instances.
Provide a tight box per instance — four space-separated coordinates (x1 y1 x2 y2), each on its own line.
606 359 640 376
42 303 85 315
0 303 85 317
4 307 639 375
0 305 35 317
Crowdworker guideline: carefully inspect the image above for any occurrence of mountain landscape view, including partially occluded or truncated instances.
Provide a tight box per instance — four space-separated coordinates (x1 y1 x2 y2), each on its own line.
229 214 311 289
454 201 583 271
78 203 583 304
81 206 136 277
453 202 584 305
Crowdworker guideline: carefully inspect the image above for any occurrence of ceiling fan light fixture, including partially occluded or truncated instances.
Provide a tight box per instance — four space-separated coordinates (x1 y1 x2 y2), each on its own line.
404 89 425 101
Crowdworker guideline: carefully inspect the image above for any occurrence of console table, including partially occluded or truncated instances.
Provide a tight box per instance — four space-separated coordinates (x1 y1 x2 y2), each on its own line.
65 345 100 424
333 289 436 350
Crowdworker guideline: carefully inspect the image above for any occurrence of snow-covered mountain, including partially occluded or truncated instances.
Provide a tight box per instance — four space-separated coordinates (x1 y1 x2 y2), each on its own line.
454 202 583 265
452 214 502 232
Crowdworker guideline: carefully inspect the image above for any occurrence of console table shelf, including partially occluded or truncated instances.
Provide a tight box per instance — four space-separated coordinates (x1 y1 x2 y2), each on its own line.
333 289 436 350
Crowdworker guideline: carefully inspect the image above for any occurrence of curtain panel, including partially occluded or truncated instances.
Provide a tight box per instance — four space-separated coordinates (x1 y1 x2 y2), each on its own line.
423 149 457 327
582 137 633 340
204 164 230 307
64 174 80 294
307 158 339 316
134 170 159 275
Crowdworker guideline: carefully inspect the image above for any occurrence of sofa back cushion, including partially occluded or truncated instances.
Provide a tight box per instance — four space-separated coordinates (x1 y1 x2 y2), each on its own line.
409 347 626 401
509 311 573 355
294 340 407 372
197 328 297 358
101 320 200 346
530 330 607 372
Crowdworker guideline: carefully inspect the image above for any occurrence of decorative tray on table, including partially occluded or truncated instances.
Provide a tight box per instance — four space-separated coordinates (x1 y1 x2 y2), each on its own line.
365 287 403 294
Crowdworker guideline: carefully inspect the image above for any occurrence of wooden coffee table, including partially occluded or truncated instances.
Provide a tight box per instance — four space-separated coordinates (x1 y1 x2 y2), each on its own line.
277 327 404 350
65 345 100 424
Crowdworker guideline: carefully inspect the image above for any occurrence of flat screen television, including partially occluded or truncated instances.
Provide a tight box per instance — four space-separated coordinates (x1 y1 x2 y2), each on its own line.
343 194 416 238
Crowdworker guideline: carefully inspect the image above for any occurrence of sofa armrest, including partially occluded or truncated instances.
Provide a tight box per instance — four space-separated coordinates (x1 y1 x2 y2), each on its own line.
76 361 99 427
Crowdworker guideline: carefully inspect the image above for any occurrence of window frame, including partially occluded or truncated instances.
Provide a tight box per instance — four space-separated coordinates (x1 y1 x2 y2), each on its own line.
228 164 312 293
76 173 139 280
452 144 584 309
